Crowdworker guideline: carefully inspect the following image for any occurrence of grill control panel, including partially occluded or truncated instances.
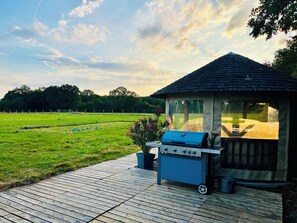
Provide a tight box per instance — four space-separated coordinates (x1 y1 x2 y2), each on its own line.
160 145 202 157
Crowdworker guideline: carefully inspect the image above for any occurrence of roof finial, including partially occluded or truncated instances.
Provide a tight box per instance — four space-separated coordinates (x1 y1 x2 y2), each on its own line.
244 75 252 81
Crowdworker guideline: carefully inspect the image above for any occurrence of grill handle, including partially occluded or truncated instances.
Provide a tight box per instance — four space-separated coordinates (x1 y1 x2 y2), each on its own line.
170 141 186 146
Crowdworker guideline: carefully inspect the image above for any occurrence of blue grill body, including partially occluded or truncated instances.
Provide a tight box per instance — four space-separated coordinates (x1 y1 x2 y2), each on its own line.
158 131 211 193
158 153 207 185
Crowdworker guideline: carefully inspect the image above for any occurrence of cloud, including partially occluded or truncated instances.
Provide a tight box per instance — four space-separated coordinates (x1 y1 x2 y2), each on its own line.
7 0 108 46
0 52 8 56
223 8 248 36
58 19 68 29
275 37 288 48
29 0 109 46
138 25 162 39
38 47 81 69
40 48 161 75
88 58 159 73
135 0 223 52
36 47 178 95
71 24 109 44
223 1 258 36
52 24 110 45
135 0 259 54
69 0 103 18
10 26 37 39
33 20 49 36
31 19 110 45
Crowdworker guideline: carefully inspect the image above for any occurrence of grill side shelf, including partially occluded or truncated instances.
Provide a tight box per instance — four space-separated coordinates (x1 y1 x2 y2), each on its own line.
145 141 161 147
199 148 222 154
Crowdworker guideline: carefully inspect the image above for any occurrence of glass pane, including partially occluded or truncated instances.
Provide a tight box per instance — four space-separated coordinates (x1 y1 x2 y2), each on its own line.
168 99 203 132
221 100 279 139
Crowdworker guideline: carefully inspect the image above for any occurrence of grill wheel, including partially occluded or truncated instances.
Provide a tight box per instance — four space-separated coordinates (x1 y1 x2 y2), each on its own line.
198 184 208 195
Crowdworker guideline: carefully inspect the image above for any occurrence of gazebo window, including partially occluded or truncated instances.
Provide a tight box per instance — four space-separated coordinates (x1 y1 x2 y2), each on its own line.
221 101 279 139
168 99 203 132
221 101 279 171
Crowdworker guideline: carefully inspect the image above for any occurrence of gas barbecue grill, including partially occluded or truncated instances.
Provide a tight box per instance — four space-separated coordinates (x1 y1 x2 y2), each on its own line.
146 130 222 194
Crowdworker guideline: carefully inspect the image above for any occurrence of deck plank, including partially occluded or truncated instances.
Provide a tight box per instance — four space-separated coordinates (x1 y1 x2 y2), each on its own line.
15 187 107 214
14 188 102 214
91 215 122 223
101 212 141 223
1 214 33 223
108 209 153 223
0 194 82 223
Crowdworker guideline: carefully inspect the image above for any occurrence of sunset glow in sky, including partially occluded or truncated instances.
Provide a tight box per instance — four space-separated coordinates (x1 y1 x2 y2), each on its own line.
0 0 288 98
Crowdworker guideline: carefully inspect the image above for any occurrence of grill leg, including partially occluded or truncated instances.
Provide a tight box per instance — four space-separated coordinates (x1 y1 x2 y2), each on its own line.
157 147 161 185
207 154 214 186
157 175 161 185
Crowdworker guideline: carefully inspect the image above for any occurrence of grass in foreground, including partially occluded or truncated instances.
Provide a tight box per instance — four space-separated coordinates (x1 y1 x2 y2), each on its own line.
0 112 149 190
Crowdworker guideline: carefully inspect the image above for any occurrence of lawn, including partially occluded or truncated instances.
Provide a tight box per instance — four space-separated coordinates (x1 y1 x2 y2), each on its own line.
0 112 150 190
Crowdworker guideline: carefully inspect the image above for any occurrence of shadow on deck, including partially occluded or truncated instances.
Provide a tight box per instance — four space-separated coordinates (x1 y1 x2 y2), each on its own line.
0 150 282 223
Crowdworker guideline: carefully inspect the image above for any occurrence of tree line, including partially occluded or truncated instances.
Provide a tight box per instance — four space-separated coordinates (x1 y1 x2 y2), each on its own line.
0 85 164 113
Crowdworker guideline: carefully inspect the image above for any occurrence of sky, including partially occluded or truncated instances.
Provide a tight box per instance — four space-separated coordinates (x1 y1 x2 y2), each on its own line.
0 0 289 98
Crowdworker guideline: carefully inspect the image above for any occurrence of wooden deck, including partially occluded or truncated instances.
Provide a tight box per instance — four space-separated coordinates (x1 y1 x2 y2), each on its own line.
0 149 282 223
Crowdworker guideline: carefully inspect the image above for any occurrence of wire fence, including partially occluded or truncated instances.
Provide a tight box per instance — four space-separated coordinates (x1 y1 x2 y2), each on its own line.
0 109 156 114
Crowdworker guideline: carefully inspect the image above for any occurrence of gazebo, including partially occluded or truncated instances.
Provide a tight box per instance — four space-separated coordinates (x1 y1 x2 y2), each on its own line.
151 52 297 182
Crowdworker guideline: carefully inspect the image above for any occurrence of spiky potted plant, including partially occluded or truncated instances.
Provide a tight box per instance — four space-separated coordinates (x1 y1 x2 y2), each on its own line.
128 108 163 170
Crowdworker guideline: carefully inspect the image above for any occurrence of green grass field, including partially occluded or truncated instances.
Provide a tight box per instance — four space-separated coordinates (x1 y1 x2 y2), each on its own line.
0 112 150 190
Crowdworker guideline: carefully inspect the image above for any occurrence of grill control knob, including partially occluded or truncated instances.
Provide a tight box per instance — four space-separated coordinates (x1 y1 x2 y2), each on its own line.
173 149 177 152
164 148 168 152
188 150 191 154
193 151 197 155
183 149 186 153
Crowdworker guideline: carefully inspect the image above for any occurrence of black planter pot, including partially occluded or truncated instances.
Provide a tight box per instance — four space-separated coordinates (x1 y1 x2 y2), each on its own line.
136 152 155 170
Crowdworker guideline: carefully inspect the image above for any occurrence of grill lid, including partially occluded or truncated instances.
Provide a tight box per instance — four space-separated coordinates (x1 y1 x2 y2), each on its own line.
161 130 209 148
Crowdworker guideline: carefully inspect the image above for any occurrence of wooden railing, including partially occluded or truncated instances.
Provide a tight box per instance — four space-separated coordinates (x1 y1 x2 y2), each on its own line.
221 138 278 171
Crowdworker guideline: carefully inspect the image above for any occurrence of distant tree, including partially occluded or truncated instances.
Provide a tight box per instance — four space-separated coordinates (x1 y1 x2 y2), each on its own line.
248 0 297 40
4 85 31 99
60 84 80 109
43 86 60 110
27 88 46 110
43 85 80 110
107 87 138 112
81 89 95 96
248 0 297 78
79 89 104 110
2 85 32 110
109 86 138 97
272 40 297 78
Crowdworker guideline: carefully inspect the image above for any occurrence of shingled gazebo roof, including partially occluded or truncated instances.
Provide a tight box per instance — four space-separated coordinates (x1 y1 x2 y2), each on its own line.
151 52 297 98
